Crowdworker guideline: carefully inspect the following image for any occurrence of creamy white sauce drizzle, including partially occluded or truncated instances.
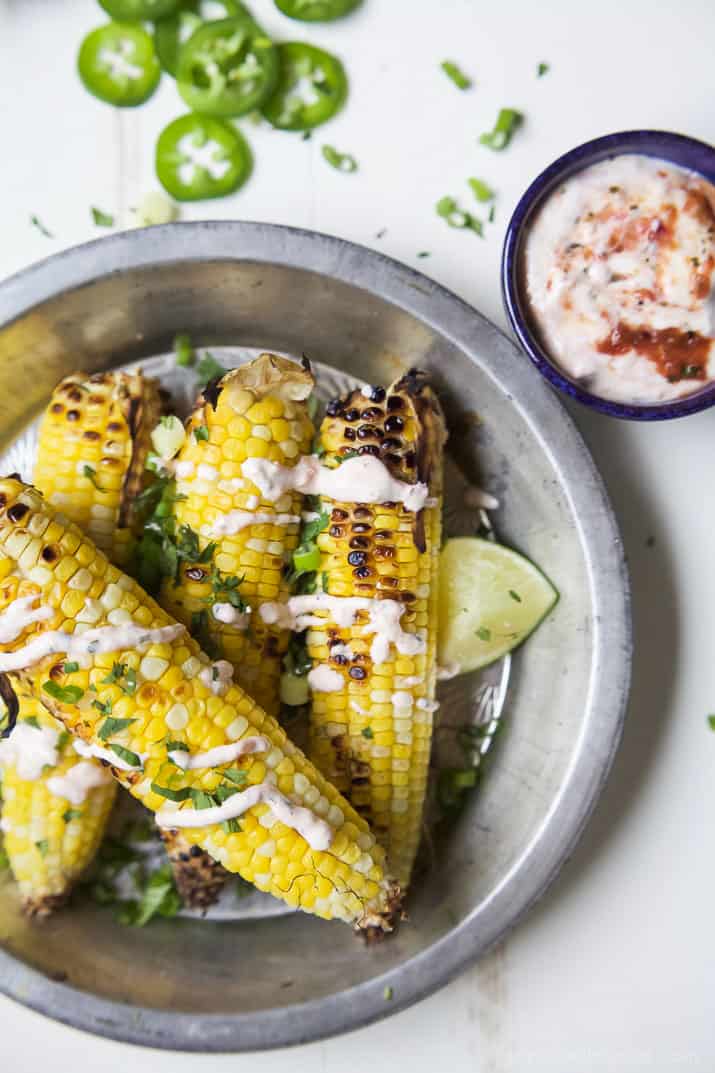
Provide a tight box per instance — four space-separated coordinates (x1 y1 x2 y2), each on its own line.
198 659 233 696
155 781 333 850
74 738 145 772
308 664 344 693
168 736 268 771
0 722 58 779
350 700 369 715
0 596 54 643
259 594 425 665
330 642 354 660
242 454 429 512
391 691 414 712
416 698 440 713
0 620 185 674
47 760 113 805
197 463 218 482
211 602 250 628
210 510 300 537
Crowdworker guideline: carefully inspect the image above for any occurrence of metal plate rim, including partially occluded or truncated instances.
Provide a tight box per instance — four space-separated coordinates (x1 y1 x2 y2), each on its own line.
0 222 632 1052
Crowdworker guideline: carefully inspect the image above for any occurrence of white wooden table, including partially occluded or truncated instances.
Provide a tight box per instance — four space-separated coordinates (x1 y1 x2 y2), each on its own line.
1 0 714 1068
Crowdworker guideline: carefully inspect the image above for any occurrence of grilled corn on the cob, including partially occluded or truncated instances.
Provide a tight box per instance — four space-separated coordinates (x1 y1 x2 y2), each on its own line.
32 369 226 910
159 354 314 716
0 477 397 927
304 371 446 887
0 676 116 916
34 370 164 565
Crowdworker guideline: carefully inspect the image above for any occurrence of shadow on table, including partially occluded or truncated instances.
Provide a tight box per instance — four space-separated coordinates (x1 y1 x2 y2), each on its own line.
523 403 682 925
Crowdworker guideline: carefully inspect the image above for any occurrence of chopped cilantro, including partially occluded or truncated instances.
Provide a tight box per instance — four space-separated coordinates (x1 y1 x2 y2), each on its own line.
22 715 40 730
35 840 49 857
42 681 84 704
108 744 142 769
196 352 226 388
63 808 83 823
63 661 79 674
194 424 209 442
537 62 550 77
98 715 135 741
82 464 105 491
30 214 53 238
361 726 374 739
476 626 492 641
508 590 522 603
468 177 495 202
91 206 114 227
708 715 715 731
92 698 113 718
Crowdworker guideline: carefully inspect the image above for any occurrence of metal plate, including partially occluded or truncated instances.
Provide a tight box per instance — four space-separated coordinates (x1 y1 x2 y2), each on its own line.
0 223 631 1051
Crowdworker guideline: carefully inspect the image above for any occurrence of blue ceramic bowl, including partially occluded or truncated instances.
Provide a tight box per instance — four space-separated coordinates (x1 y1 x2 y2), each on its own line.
501 130 715 420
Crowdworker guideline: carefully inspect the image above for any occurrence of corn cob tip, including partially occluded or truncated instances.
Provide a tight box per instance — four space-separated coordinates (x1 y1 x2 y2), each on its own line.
356 879 403 938
203 353 314 411
161 831 226 911
21 891 71 919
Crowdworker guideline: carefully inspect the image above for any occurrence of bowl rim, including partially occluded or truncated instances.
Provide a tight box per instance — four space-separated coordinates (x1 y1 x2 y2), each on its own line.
501 128 715 421
0 222 631 1051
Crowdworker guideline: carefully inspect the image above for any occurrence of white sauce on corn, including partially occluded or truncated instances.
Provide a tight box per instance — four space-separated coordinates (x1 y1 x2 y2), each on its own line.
0 620 184 674
416 698 440 712
73 738 145 771
211 602 250 628
210 510 300 537
0 722 58 779
155 781 333 851
307 664 344 692
168 736 268 771
0 595 53 643
47 759 113 805
242 454 430 512
259 594 425 665
437 661 461 680
198 659 233 695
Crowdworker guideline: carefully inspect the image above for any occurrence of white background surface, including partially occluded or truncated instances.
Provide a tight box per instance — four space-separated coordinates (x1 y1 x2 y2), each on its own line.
0 0 714 1069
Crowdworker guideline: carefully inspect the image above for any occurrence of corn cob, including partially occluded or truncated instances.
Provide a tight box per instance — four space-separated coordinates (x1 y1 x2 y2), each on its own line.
0 675 116 917
34 370 164 565
33 370 221 910
305 371 446 887
0 478 398 927
159 354 314 716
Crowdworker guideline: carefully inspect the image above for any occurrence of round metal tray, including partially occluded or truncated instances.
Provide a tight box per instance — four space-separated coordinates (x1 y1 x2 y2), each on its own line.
0 223 631 1051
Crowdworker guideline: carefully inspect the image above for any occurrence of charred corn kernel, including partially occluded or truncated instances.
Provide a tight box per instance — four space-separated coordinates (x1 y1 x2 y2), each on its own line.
307 371 446 888
0 479 398 929
160 354 314 716
0 677 117 917
34 370 163 565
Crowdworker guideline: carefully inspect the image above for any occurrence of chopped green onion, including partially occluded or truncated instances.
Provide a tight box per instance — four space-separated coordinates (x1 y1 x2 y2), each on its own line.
537 62 550 77
479 108 523 150
708 715 715 731
98 716 135 741
174 332 195 367
436 197 483 236
476 625 492 641
42 681 84 704
321 145 358 173
468 177 495 202
109 744 142 769
488 205 495 223
91 206 115 227
151 414 185 461
132 191 178 228
440 60 471 90
194 425 209 442
30 214 53 238
292 545 322 574
361 726 374 739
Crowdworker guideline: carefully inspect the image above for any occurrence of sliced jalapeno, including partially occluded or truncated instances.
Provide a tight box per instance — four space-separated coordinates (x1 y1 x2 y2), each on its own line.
155 113 252 200
99 0 180 19
78 22 161 107
274 0 362 21
154 1 254 77
261 42 347 131
176 17 278 117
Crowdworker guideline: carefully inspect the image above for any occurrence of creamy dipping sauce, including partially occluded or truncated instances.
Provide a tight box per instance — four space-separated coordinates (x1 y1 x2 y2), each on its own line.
525 155 715 403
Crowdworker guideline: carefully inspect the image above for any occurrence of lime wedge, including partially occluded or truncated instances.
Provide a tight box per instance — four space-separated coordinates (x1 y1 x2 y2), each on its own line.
438 537 558 674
